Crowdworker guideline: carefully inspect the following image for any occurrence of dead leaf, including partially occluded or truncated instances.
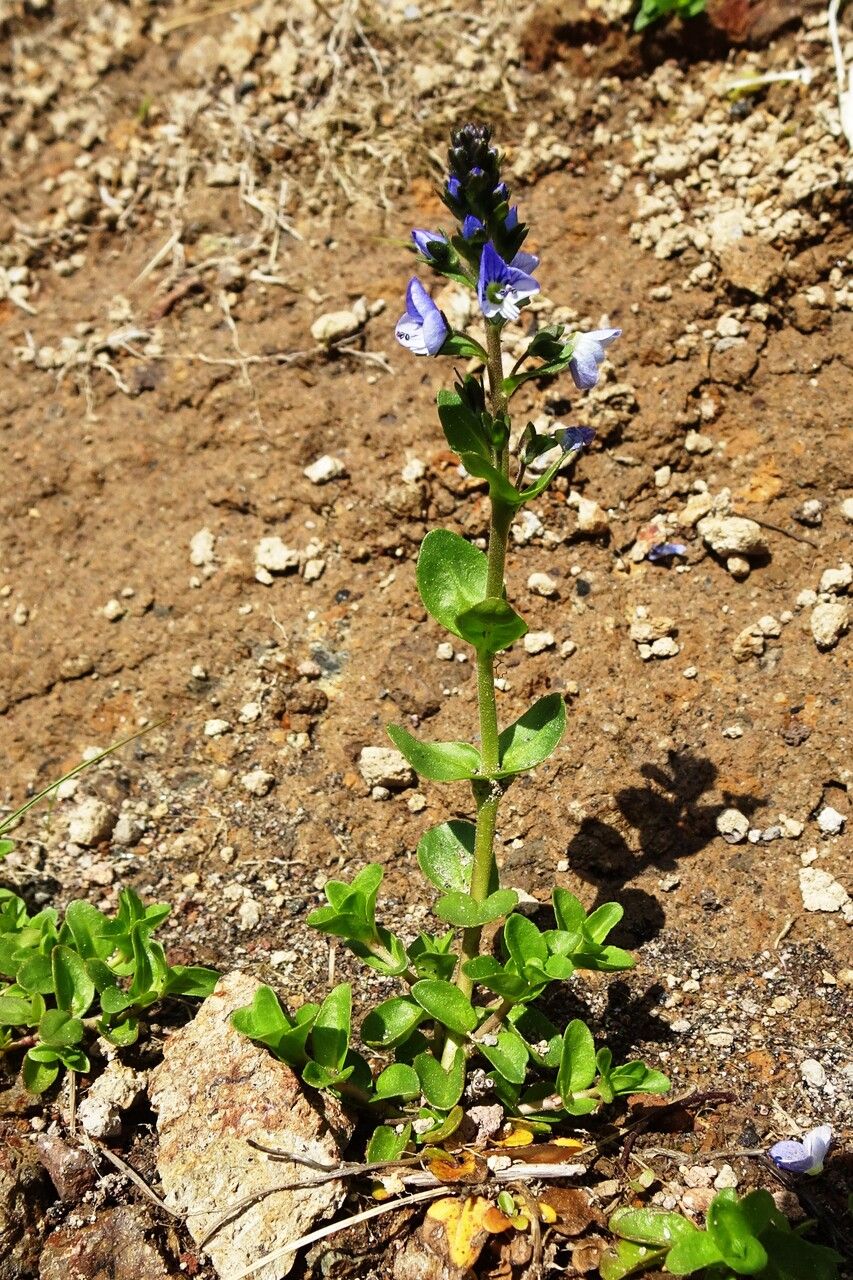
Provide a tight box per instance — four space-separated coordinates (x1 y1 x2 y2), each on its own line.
427 1150 484 1184
425 1196 513 1271
538 1187 602 1237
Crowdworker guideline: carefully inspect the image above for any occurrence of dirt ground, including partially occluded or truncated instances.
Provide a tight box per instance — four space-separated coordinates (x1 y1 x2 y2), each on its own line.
1 0 852 1275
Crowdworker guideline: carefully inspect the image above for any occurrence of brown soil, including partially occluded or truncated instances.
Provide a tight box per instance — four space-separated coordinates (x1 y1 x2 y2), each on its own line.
1 1 851 1276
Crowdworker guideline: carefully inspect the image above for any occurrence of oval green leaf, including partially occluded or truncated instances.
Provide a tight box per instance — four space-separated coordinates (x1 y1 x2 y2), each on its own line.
434 889 518 928
410 980 477 1036
414 1047 465 1110
455 597 528 654
495 694 566 778
361 997 424 1048
417 821 477 893
387 725 481 782
416 529 488 639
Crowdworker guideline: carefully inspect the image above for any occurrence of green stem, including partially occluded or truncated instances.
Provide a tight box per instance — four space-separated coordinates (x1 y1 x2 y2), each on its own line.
441 321 512 1071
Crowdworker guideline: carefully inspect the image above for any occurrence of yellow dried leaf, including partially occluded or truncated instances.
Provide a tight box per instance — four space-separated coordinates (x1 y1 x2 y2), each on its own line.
553 1136 585 1149
427 1150 480 1182
495 1127 534 1148
426 1196 512 1269
539 1202 558 1224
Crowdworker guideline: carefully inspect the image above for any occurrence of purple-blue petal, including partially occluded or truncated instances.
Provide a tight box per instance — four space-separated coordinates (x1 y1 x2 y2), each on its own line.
569 346 602 390
411 229 444 257
769 1141 815 1174
405 276 432 322
510 250 539 274
562 426 595 451
648 542 686 562
422 307 449 357
505 206 519 230
446 176 461 199
462 214 484 239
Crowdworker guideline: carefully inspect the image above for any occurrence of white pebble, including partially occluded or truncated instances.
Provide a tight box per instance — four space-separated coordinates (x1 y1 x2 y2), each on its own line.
817 806 845 835
189 527 216 567
303 558 326 582
528 571 557 597
524 630 555 655
304 455 346 485
255 537 300 574
204 719 231 738
102 598 125 622
800 1058 827 1088
241 769 275 796
436 642 454 661
716 808 749 844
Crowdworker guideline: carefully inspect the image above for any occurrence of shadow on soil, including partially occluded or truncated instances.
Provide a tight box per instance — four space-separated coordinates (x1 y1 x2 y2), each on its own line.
565 750 764 944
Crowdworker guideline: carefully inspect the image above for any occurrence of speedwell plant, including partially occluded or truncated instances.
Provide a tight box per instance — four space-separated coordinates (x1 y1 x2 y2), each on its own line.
234 124 667 1159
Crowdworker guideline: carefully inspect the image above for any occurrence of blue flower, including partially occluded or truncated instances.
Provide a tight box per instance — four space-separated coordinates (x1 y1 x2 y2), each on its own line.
477 242 540 323
648 542 686 562
446 176 461 200
505 206 519 231
569 328 622 390
411 228 447 259
494 182 509 201
395 278 449 357
561 426 595 452
769 1125 832 1176
510 249 539 274
462 214 484 239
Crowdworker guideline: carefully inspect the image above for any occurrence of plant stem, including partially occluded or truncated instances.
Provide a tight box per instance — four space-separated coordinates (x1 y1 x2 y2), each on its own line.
440 321 512 1070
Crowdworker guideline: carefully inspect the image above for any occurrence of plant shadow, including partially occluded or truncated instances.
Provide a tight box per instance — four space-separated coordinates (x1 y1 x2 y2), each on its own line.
563 750 763 945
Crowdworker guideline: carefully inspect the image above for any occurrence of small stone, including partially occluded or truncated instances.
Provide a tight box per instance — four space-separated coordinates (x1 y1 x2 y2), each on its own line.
654 465 672 488
650 636 679 658
757 615 781 637
684 430 714 455
371 785 390 801
238 702 261 724
401 457 425 484
799 866 850 913
716 808 749 844
560 639 577 658
407 793 427 813
679 492 714 526
206 162 240 187
303 558 326 582
303 455 346 485
204 718 232 738
524 630 555 655
528 571 557 597
113 812 144 846
716 315 741 338
652 146 691 179
800 1058 827 1088
796 498 824 527
190 527 216 567
718 238 783 298
575 496 609 536
810 600 849 650
629 613 675 644
68 798 116 847
512 509 544 545
840 497 853 524
683 665 698 678
819 563 852 596
102 598 125 622
714 1164 739 1190
241 769 275 796
732 624 765 661
310 310 362 344
12 603 28 625
436 642 454 661
779 815 805 839
77 1062 146 1139
358 746 415 790
817 806 845 835
698 515 767 558
726 555 751 580
237 899 261 930
255 537 300 575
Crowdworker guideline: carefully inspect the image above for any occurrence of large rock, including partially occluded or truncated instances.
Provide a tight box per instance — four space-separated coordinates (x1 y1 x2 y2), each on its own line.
149 972 353 1280
0 1135 50 1280
39 1206 177 1280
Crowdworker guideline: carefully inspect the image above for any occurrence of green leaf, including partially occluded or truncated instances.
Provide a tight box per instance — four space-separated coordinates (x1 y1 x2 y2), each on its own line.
373 1063 421 1101
455 597 527 654
598 1238 668 1280
63 901 111 960
664 1229 726 1274
609 1206 701 1248
552 888 586 935
366 1123 411 1163
477 1029 529 1085
0 840 14 859
574 944 635 973
0 994 34 1025
706 1193 768 1274
416 529 488 640
15 954 55 995
436 389 490 458
414 1048 465 1109
417 821 477 893
309 983 351 1072
463 957 535 1003
301 1059 352 1091
438 332 487 362
411 980 477 1036
557 1019 596 1102
22 1048 60 1094
231 985 292 1042
458 452 521 505
434 889 518 928
609 1062 671 1097
52 946 96 1017
38 1009 84 1048
163 964 219 998
99 1013 139 1047
361 997 424 1049
762 1222 842 1279
585 902 623 944
504 914 548 973
412 1105 464 1146
495 694 566 778
387 725 481 782
407 932 457 982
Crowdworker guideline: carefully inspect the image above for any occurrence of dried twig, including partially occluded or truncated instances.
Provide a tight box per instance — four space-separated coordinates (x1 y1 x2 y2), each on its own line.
229 1187 447 1280
84 1138 178 1215
619 1089 735 1173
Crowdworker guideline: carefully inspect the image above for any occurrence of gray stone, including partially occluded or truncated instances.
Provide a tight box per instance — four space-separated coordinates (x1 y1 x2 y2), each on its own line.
77 1062 147 1139
150 972 352 1280
358 746 414 790
68 797 116 847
